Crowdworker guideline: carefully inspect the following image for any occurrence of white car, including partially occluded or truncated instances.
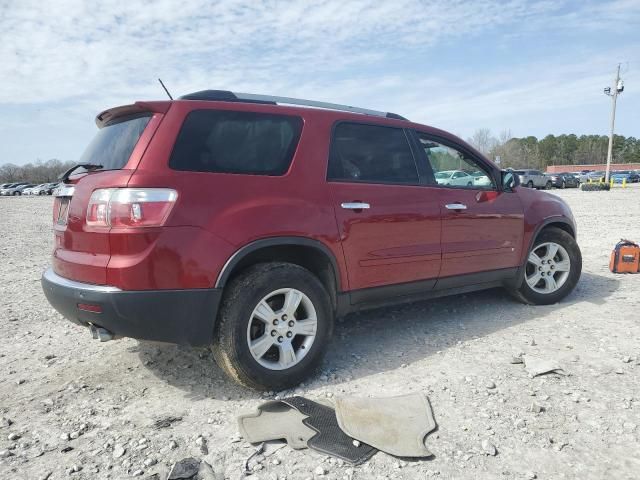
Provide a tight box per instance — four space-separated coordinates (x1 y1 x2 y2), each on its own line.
434 170 474 187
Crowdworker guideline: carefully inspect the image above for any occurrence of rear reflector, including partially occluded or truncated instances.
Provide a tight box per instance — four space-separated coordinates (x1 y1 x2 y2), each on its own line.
86 188 178 228
77 303 103 313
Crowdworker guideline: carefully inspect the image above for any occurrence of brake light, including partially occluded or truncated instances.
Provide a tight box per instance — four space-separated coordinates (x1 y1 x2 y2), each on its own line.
86 188 178 228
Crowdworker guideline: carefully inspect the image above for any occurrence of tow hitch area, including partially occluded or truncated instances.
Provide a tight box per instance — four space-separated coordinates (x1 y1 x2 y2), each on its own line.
89 325 115 342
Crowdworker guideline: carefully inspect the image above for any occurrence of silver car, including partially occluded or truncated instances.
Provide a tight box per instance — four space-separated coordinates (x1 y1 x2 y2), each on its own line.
515 169 552 189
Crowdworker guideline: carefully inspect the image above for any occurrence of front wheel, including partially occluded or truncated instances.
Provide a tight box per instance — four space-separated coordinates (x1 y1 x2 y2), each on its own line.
545 181 553 190
509 227 581 305
527 181 534 188
212 262 333 390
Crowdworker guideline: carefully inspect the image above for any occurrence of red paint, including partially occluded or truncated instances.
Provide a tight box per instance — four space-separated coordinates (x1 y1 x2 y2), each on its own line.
51 98 576 293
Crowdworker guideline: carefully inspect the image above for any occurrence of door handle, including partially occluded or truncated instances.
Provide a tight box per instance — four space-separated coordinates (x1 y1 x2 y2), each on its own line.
341 202 370 210
445 203 467 210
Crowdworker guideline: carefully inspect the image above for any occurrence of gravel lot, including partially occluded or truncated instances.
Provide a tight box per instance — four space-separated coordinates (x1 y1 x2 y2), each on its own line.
1 187 639 480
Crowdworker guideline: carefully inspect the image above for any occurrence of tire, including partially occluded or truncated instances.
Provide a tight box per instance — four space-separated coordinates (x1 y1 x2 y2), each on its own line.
545 181 553 190
527 181 534 188
212 262 333 390
467 181 472 186
561 181 566 189
509 227 581 305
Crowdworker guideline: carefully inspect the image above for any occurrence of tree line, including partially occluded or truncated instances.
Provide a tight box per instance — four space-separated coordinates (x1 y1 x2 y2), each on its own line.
467 129 640 170
0 159 76 184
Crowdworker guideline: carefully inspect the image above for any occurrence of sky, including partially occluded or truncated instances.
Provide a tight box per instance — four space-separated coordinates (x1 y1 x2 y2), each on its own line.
1 0 639 165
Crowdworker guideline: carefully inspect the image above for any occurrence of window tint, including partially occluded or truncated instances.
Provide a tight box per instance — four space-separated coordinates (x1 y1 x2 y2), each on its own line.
169 110 302 175
78 114 151 170
416 133 495 189
328 123 418 184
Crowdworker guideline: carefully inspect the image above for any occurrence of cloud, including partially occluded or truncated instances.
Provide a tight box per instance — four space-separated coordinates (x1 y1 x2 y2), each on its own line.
0 0 638 162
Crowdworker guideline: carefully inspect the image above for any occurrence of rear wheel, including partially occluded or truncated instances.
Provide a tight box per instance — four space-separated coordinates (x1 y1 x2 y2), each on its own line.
509 227 581 305
212 262 333 390
527 181 534 188
545 181 553 190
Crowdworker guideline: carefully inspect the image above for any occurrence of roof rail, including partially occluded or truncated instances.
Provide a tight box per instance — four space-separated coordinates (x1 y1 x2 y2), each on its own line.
178 90 408 121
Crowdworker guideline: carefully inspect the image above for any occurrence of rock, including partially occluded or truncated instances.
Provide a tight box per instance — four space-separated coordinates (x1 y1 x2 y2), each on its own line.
529 402 544 413
486 381 496 389
7 432 21 441
526 472 537 479
510 356 524 364
60 433 70 441
272 458 281 465
481 440 497 456
113 445 126 459
168 457 200 479
314 465 327 476
70 431 80 439
68 464 82 474
0 417 13 428
131 470 144 477
38 472 53 480
197 461 223 480
622 356 631 363
169 440 178 450
152 416 182 429
144 458 157 467
352 440 361 447
0 449 13 458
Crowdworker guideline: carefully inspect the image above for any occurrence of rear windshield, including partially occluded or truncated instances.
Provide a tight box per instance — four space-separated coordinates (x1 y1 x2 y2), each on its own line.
169 110 303 175
78 114 151 170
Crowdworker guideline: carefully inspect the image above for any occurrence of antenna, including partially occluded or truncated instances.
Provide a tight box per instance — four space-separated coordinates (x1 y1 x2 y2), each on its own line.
158 78 173 100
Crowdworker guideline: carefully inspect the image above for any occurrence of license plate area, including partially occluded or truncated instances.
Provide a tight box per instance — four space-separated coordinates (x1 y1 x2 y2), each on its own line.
56 198 70 225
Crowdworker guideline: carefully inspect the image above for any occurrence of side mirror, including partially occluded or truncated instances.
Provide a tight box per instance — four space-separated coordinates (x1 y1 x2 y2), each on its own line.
501 170 519 190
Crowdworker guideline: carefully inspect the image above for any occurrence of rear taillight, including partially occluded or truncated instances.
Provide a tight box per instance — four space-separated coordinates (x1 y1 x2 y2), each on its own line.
86 188 178 228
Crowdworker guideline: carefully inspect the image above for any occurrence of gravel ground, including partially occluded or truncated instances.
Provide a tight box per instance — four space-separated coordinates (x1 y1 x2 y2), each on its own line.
1 187 639 480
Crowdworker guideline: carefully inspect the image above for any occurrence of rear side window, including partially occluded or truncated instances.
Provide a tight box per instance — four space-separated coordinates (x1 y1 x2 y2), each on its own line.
79 114 151 170
169 110 303 175
328 123 418 184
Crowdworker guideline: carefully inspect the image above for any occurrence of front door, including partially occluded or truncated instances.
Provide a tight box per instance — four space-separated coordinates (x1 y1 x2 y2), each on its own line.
414 131 525 281
328 122 441 295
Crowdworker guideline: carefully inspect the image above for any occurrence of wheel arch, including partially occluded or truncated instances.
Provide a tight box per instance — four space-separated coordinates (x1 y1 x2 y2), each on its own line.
215 237 342 309
508 216 577 290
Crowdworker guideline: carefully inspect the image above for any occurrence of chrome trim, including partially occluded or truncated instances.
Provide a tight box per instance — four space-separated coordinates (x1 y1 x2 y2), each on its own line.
42 267 121 293
341 202 371 210
54 185 75 197
445 203 467 210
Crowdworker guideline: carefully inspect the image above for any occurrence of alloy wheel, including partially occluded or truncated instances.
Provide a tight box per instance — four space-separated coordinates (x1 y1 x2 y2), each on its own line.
525 242 571 294
246 288 318 370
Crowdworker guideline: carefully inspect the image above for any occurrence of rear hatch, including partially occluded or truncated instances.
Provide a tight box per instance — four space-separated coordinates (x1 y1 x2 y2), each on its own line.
53 103 168 284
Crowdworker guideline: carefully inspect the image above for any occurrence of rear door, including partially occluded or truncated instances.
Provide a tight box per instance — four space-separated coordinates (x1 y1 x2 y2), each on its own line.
413 131 524 282
328 122 441 297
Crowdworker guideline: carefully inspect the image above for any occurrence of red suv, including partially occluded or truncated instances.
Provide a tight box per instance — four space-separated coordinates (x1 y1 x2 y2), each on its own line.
42 90 582 390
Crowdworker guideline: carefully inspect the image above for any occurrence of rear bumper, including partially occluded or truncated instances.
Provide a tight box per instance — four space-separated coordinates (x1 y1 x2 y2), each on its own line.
41 268 221 346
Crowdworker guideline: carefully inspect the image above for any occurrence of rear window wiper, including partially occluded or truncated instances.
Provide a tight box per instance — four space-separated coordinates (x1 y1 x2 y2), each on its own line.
59 163 103 183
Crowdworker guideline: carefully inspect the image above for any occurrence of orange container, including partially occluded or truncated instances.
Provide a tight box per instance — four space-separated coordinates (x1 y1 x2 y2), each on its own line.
609 240 640 273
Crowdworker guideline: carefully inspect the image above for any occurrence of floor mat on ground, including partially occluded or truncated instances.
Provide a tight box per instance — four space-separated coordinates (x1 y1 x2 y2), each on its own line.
237 400 316 449
281 396 377 465
335 393 436 458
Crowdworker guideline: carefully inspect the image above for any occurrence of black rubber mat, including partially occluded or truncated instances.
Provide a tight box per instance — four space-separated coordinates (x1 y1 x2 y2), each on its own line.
282 396 377 465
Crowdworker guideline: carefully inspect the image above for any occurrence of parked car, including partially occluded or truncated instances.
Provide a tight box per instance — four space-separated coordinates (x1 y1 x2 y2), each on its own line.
611 170 640 184
585 170 606 183
514 170 552 189
41 90 582 390
434 170 475 186
545 172 580 188
0 183 32 196
471 171 492 187
29 182 59 195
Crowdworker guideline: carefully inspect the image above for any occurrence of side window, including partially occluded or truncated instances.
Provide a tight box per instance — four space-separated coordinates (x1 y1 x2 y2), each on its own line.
328 123 419 184
169 110 303 175
415 133 496 190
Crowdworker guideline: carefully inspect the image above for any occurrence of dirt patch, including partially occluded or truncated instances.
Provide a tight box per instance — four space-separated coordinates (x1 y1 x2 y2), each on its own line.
1 187 639 479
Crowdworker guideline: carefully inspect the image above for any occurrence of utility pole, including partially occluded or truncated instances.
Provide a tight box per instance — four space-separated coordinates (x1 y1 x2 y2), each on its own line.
604 64 623 183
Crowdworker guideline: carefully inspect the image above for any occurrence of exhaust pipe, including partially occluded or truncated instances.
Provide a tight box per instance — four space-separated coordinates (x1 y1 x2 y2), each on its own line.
89 325 114 342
